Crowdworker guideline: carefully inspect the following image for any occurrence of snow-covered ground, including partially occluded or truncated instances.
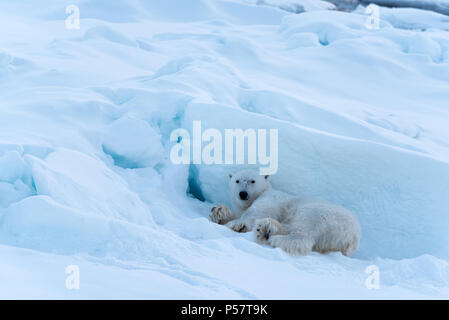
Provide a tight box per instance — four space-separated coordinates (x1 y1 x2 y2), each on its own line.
0 0 449 299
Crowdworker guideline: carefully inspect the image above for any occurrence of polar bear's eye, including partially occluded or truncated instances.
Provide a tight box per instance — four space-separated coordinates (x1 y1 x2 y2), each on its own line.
236 180 239 184
251 180 255 184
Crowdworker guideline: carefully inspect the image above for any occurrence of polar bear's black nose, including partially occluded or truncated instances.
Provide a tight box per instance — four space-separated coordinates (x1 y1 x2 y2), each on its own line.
239 191 249 200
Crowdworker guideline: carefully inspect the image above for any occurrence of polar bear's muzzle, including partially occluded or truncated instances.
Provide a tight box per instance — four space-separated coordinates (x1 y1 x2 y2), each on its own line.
239 191 249 201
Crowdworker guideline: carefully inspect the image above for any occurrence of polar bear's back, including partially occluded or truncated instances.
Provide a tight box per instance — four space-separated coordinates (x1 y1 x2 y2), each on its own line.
290 201 361 256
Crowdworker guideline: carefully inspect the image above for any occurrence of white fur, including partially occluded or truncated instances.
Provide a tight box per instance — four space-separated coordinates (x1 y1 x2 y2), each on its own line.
210 169 361 257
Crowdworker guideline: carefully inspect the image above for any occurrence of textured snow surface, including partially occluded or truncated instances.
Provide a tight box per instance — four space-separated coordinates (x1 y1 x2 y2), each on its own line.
0 0 448 299
361 0 449 16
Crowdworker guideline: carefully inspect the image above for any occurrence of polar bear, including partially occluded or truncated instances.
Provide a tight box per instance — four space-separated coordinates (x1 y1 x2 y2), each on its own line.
209 169 361 257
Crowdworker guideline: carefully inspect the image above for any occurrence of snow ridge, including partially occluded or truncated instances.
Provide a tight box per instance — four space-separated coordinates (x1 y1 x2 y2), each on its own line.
0 0 448 298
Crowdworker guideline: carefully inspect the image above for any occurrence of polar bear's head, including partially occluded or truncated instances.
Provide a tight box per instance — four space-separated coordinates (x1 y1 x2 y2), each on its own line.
228 169 270 211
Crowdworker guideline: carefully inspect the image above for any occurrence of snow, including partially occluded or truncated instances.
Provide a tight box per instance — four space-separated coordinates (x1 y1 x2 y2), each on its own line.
361 0 449 16
355 5 449 30
102 116 164 168
0 0 449 299
246 0 336 13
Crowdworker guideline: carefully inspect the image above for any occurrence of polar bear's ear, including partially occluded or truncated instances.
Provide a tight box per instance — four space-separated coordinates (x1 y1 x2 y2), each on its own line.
228 173 233 179
264 175 270 180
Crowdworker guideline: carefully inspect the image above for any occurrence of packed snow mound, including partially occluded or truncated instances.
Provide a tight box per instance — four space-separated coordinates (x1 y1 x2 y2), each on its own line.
0 151 34 208
0 0 449 298
29 149 155 225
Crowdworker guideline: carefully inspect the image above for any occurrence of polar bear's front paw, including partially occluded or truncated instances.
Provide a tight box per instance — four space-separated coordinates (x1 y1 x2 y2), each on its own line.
254 218 281 244
209 204 233 225
225 220 249 233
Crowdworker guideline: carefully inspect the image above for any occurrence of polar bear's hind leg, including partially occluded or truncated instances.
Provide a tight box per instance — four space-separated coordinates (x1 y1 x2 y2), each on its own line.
313 224 360 257
268 235 314 256
341 233 360 257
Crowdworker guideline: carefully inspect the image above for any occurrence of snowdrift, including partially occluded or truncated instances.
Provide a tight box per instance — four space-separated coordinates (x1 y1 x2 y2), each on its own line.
0 0 448 298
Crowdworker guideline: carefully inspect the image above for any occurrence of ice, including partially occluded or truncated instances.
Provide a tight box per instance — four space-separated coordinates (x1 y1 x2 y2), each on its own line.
361 0 449 16
0 0 448 298
0 151 30 183
363 6 449 30
0 151 34 208
102 116 164 169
